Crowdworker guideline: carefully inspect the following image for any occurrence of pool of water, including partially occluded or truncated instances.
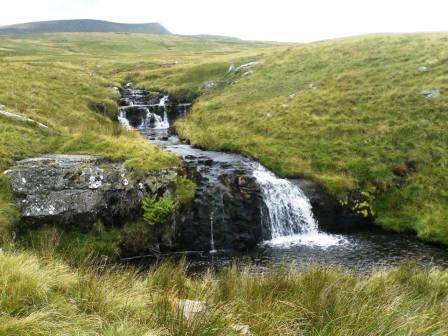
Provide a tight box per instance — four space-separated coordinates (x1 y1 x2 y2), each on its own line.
181 230 448 272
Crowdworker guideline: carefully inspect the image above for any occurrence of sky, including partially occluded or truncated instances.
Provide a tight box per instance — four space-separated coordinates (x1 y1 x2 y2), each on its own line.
0 0 447 42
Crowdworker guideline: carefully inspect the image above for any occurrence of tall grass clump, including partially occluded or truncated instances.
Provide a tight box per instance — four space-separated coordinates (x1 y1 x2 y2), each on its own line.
0 251 447 335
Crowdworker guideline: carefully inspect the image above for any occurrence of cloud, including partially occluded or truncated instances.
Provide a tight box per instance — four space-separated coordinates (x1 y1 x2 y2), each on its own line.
0 0 447 42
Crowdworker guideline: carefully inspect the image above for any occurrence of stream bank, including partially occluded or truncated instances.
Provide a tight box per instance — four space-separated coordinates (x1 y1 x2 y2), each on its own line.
5 84 447 270
117 84 448 270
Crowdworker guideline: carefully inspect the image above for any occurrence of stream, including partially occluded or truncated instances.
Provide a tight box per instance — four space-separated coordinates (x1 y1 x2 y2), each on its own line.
118 85 448 271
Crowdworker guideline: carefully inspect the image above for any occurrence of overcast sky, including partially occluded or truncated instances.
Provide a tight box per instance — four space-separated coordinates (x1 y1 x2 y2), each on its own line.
0 0 447 42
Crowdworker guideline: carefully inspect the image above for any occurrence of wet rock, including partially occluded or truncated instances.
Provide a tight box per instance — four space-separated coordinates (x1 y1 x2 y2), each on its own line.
291 179 374 232
5 154 176 229
174 155 263 251
421 89 440 98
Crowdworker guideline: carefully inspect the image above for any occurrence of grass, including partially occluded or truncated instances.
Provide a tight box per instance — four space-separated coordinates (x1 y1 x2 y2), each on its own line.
1 32 448 334
0 32 272 237
0 250 448 335
174 33 448 244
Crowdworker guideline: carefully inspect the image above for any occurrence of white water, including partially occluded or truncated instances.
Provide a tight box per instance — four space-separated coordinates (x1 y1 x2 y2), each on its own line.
210 213 217 254
253 164 345 248
158 95 170 129
118 107 132 128
118 95 170 130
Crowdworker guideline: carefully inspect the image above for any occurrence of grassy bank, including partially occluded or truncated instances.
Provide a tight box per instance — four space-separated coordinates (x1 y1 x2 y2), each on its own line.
1 250 447 336
0 33 272 237
175 33 448 244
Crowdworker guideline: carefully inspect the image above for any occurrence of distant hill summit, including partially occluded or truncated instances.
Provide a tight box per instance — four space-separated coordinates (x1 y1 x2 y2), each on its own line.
0 19 171 34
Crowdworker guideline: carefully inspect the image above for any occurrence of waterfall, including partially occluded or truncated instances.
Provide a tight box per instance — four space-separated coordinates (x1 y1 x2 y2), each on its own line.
210 213 217 254
253 163 343 247
253 164 317 237
118 95 170 130
155 95 170 129
117 107 131 128
118 84 344 250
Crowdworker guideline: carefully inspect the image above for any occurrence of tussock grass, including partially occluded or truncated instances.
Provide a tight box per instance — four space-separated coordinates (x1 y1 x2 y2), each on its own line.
176 33 448 244
0 251 447 335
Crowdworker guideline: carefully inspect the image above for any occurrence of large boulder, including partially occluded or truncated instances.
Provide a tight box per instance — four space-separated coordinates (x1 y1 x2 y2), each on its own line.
5 154 176 229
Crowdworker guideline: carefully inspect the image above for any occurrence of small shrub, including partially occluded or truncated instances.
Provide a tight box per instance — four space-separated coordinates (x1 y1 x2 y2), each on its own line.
142 196 175 227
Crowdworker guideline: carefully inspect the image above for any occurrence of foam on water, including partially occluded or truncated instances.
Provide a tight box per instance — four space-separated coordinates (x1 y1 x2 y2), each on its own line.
253 163 345 248
263 232 348 248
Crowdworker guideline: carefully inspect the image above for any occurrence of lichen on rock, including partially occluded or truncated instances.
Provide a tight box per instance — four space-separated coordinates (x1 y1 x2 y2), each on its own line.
5 154 177 229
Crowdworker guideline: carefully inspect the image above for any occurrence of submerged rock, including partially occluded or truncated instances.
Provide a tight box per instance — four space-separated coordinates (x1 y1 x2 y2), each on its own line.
5 154 176 229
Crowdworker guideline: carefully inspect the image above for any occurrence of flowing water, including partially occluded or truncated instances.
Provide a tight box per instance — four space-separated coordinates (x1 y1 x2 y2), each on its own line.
118 85 448 271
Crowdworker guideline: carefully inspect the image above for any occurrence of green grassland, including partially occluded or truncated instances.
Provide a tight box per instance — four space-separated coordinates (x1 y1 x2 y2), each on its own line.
174 33 448 244
1 250 448 336
1 32 448 336
0 33 273 237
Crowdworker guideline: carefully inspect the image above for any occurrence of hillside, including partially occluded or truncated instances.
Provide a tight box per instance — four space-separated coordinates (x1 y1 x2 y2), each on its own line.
0 19 171 34
1 31 448 336
168 34 448 244
0 32 273 240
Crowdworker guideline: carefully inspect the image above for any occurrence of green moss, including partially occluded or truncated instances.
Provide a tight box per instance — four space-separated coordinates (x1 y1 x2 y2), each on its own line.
173 176 196 204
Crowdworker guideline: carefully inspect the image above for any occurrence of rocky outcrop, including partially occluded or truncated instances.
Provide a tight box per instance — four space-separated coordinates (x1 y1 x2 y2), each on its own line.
0 110 48 129
233 61 259 73
174 155 263 251
5 154 176 229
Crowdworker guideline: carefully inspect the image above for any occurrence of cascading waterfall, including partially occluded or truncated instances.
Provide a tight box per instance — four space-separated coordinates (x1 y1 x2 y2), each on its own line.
118 95 170 130
156 95 170 129
253 164 317 237
118 107 131 128
119 84 344 250
253 163 343 247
